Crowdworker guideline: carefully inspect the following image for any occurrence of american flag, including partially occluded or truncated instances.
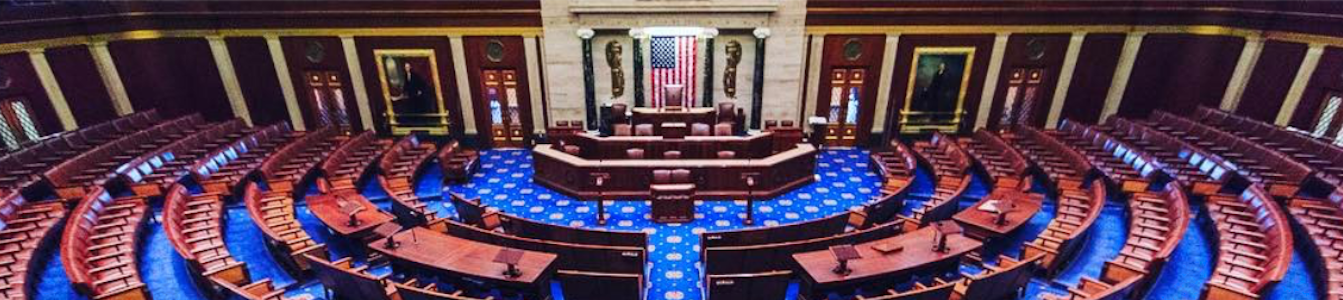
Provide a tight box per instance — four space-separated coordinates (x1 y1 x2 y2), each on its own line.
650 36 697 107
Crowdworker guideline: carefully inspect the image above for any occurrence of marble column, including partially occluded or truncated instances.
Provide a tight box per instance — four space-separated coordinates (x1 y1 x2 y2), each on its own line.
1277 43 1326 126
579 28 597 129
701 29 717 107
631 29 646 108
1045 32 1086 129
1099 32 1146 122
27 49 78 130
750 28 770 130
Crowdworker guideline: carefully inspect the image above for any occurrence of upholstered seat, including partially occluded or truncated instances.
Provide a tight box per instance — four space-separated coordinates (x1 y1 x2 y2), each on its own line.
614 124 633 136
717 151 736 159
663 85 685 111
714 123 734 136
627 148 645 159
635 124 655 136
664 151 681 159
691 123 712 136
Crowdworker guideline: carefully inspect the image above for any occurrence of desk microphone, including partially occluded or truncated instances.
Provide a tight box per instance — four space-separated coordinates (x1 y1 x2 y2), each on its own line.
347 206 366 227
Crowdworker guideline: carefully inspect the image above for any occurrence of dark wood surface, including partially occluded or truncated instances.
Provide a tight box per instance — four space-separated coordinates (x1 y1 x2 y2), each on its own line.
631 107 716 127
562 132 781 159
532 143 817 200
953 188 1044 239
792 223 981 292
306 191 395 238
370 227 559 288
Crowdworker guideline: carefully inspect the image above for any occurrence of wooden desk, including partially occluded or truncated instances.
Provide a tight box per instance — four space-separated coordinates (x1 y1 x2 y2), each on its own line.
563 132 780 159
533 144 817 200
952 189 1044 239
792 224 982 298
631 107 716 126
370 227 558 296
307 191 395 239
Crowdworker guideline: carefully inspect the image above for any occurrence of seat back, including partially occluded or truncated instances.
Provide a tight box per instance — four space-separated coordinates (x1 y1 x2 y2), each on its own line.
714 123 733 136
692 123 712 136
635 124 655 136
614 124 633 136
665 84 685 108
705 271 792 300
449 193 489 227
305 255 394 300
556 271 644 300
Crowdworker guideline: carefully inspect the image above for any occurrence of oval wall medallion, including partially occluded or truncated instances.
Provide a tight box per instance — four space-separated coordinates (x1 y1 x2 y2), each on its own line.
305 41 326 63
842 38 863 61
1026 38 1047 61
485 40 506 63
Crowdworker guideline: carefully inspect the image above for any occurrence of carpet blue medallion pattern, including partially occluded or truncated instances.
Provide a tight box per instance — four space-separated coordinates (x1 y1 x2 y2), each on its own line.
444 149 884 300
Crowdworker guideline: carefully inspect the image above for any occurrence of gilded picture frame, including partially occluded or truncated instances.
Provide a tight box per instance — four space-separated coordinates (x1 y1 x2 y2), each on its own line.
374 49 450 135
899 47 976 133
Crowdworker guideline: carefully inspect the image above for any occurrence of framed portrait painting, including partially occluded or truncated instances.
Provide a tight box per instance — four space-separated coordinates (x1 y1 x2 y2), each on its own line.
375 49 450 135
900 47 975 133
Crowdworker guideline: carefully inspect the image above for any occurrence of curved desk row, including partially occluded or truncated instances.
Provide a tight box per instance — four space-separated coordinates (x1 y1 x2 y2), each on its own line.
533 143 817 200
560 132 785 160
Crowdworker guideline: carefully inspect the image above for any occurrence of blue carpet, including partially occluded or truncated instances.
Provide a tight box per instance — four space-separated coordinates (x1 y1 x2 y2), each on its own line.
1053 202 1129 286
442 149 883 300
140 212 207 300
224 203 326 299
1264 240 1321 300
34 249 85 300
1143 206 1214 300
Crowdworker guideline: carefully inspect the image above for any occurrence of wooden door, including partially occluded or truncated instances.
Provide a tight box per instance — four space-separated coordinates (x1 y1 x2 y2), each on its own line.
481 69 525 148
999 68 1046 128
1309 91 1343 145
823 68 865 146
0 97 42 150
304 71 352 129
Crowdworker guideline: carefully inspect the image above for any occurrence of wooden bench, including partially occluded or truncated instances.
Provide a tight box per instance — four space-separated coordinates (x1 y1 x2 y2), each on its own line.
959 129 1033 190
1286 189 1343 300
909 132 974 226
242 182 328 276
190 123 301 196
1024 179 1106 275
162 184 249 290
1193 106 1343 188
437 140 480 183
59 186 152 300
125 119 256 197
1005 125 1096 190
45 114 203 200
1057 120 1172 193
1099 118 1235 196
0 191 67 299
0 111 159 191
1203 186 1293 300
1148 111 1316 198
257 127 346 193
319 131 393 191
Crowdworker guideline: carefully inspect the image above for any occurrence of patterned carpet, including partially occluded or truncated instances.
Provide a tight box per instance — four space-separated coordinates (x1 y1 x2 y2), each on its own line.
442 149 885 300
26 147 1321 300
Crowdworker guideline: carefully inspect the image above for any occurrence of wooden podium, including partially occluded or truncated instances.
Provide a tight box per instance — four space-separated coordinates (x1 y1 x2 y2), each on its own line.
651 169 695 223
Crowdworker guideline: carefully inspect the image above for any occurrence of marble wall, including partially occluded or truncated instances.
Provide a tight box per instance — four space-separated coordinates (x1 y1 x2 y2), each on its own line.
540 0 805 128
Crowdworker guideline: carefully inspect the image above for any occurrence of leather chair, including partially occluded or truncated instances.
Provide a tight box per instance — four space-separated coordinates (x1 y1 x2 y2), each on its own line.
717 151 736 159
627 148 645 159
664 85 685 111
664 150 681 159
653 170 672 184
671 169 691 183
714 123 734 136
781 120 795 127
716 102 736 124
610 103 630 125
564 145 581 156
635 124 655 136
764 120 778 130
614 124 633 136
691 123 712 136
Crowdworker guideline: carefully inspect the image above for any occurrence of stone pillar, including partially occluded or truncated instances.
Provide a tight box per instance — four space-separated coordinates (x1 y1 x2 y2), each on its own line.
701 28 718 107
579 28 597 129
1099 32 1147 122
1045 32 1086 129
631 29 646 108
750 27 770 130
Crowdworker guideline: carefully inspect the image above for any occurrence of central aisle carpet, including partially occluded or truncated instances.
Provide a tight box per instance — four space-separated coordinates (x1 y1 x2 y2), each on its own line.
442 149 884 300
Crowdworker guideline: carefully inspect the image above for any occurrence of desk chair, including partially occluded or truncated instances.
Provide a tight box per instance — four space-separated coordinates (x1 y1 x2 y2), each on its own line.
691 123 712 136
714 123 734 136
614 124 633 136
627 148 645 159
664 85 686 111
664 150 682 159
635 124 655 136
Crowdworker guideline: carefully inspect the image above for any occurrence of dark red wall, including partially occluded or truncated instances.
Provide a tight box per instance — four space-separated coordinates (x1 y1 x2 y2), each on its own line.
816 34 885 144
279 36 363 131
354 37 465 136
1119 34 1244 118
1292 46 1343 129
45 46 119 126
882 34 995 135
463 36 533 143
0 53 62 135
1237 40 1307 122
1060 33 1125 124
108 38 234 121
987 33 1070 128
225 37 290 126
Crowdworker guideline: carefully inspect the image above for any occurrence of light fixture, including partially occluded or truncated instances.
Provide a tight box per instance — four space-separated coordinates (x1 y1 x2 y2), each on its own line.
577 28 595 39
753 27 771 39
